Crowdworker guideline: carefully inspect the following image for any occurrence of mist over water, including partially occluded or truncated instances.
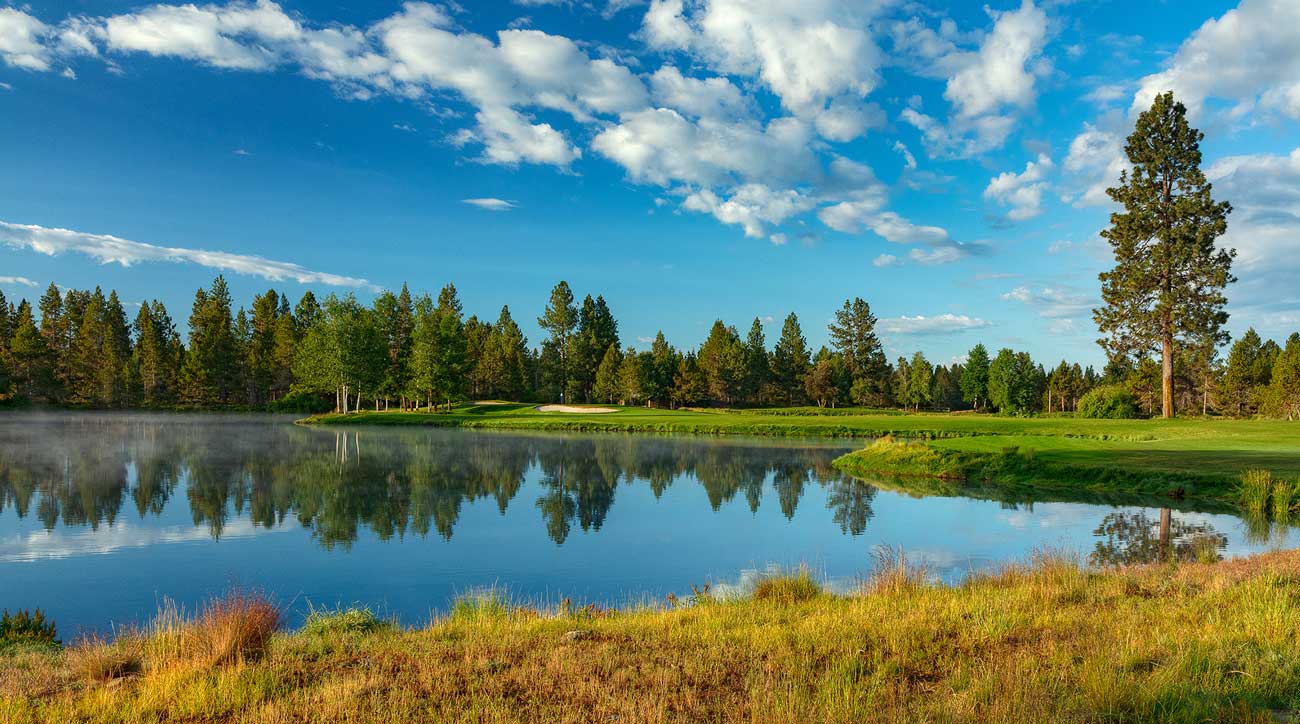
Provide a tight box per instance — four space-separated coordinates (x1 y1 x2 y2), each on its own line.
1 412 1293 636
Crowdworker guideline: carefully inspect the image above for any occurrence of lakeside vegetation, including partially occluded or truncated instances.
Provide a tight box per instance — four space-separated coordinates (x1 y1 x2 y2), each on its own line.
5 550 1300 722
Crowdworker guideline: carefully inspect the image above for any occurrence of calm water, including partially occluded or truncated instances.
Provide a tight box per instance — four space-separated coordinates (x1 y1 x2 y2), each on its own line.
2 412 1294 636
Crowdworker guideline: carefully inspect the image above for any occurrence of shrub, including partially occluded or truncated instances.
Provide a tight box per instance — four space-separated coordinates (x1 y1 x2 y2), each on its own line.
1078 385 1139 419
0 609 58 650
301 605 391 636
268 389 333 414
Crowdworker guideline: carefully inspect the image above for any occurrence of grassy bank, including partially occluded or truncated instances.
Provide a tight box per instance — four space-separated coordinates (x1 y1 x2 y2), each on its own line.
5 552 1300 722
306 405 1300 497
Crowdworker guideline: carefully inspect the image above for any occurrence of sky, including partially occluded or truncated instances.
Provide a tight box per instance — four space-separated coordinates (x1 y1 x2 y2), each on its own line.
1 0 1298 366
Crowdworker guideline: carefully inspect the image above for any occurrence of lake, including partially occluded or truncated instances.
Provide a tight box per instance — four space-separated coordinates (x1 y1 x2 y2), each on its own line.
2 412 1293 636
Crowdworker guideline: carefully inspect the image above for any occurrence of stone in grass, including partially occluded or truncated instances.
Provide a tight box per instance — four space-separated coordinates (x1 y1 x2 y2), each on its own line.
561 629 595 643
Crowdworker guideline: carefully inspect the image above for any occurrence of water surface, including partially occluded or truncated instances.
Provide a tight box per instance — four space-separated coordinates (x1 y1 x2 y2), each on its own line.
1 412 1293 636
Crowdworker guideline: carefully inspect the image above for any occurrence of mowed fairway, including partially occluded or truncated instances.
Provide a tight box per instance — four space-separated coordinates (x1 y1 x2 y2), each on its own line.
309 405 1300 483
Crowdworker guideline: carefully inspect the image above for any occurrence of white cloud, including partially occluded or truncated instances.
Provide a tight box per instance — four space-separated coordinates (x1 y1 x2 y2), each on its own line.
871 211 951 245
879 314 992 335
462 197 517 211
983 153 1053 220
1206 148 1300 329
892 140 916 169
0 220 378 289
897 1 1050 158
0 7 54 71
648 65 749 120
591 108 815 187
1001 285 1091 318
872 253 899 267
1062 122 1127 207
908 246 962 265
0 275 38 287
681 184 815 239
641 0 884 139
1131 0 1300 122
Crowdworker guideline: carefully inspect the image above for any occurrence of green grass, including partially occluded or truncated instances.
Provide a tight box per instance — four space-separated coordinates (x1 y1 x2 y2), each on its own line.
7 552 1300 722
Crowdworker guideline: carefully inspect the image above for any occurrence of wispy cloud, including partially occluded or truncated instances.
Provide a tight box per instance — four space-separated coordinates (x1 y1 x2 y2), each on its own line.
0 221 378 290
880 314 992 335
462 198 518 211
0 275 38 287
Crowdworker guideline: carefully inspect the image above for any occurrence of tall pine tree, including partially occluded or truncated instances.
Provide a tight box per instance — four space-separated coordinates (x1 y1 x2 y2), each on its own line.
1094 91 1235 418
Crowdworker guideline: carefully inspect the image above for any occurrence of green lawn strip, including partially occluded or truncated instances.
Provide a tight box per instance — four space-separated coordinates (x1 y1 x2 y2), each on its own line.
304 406 1292 443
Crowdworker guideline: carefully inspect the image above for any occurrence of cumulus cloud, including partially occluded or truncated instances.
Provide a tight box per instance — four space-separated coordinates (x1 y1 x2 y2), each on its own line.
648 65 749 120
1131 0 1300 122
462 197 517 211
0 221 377 289
681 184 816 240
1206 149 1300 331
879 314 992 335
1062 123 1127 207
897 1 1050 158
0 7 57 71
591 109 816 187
641 0 885 140
983 153 1053 220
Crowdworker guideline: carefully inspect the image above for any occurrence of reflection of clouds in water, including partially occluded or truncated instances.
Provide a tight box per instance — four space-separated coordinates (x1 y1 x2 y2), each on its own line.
0 519 287 563
709 564 859 600
996 502 1113 531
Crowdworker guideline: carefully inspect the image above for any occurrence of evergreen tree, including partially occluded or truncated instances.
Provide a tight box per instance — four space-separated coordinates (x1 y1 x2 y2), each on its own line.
1265 333 1300 420
743 318 770 404
697 320 746 405
932 364 962 410
270 295 296 400
960 343 990 410
1094 91 1235 418
829 297 886 404
770 313 810 405
537 281 577 401
671 352 707 408
181 277 238 406
592 343 622 404
428 284 467 409
8 301 54 400
1222 328 1271 417
133 300 180 407
617 347 643 405
643 331 677 408
488 305 529 400
246 290 282 406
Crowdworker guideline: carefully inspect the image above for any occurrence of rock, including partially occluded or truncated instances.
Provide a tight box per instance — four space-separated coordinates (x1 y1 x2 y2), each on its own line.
561 629 594 643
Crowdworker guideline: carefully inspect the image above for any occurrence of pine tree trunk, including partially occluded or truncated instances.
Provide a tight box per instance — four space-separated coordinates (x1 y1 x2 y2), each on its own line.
1162 332 1175 419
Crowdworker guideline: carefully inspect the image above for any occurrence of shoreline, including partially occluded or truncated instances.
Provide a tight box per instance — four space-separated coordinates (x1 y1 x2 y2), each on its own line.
6 550 1300 721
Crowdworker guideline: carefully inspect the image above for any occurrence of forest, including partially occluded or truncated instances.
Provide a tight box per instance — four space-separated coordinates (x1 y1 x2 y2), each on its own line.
0 275 1296 419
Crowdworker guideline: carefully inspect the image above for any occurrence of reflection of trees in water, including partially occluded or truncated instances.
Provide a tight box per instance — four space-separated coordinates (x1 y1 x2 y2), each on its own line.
0 416 873 548
1090 509 1227 566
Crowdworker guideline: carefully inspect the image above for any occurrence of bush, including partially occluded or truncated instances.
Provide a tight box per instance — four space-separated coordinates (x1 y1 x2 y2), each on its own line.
268 389 333 414
301 605 391 636
1077 385 1139 419
0 609 58 650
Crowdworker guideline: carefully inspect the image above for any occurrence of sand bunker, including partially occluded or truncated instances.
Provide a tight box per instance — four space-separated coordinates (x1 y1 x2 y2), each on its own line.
536 405 618 414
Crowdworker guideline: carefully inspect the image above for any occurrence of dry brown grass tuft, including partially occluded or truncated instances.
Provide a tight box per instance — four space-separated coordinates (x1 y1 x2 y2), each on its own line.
861 545 930 596
67 635 142 682
192 591 280 666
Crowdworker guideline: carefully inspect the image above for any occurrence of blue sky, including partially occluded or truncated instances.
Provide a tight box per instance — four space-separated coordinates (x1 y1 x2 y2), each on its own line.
1 0 1298 366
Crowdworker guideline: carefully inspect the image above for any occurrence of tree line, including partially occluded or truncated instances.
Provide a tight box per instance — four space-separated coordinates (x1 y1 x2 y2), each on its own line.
1 274 1293 417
